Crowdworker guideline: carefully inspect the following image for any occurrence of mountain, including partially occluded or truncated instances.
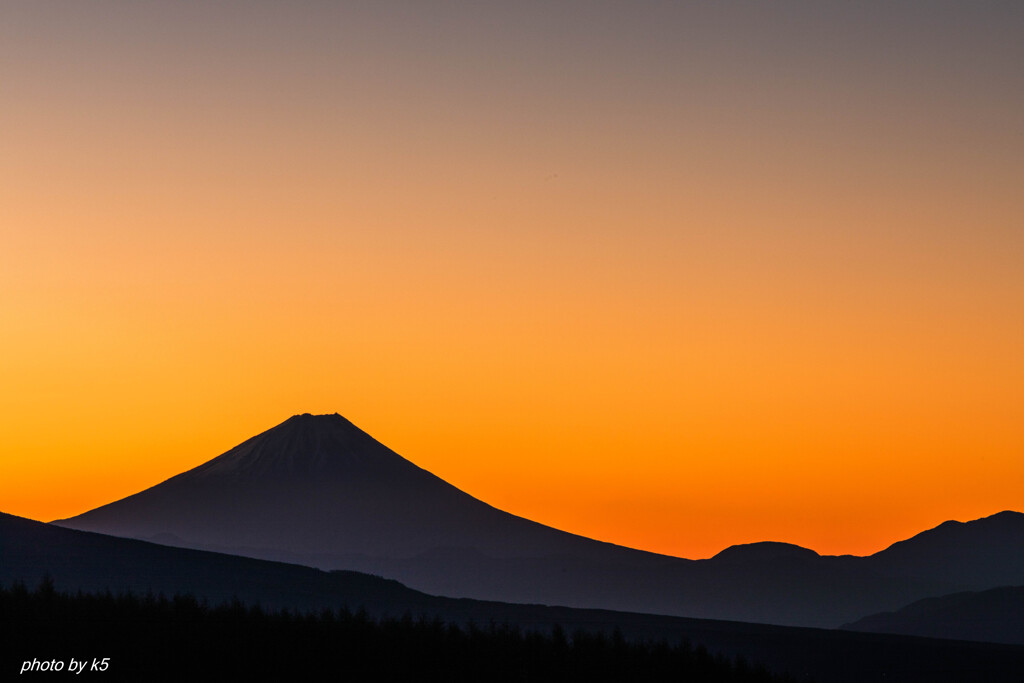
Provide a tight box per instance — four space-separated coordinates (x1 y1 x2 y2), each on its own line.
52 414 1024 629
8 511 1024 683
843 586 1024 645
55 413 646 562
711 542 820 564
864 511 1024 589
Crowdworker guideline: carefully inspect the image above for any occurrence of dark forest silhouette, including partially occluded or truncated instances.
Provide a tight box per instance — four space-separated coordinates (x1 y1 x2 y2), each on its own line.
3 578 790 683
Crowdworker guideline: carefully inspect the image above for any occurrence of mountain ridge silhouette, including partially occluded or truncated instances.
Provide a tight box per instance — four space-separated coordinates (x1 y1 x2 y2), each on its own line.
52 413 1024 628
11 510 1024 683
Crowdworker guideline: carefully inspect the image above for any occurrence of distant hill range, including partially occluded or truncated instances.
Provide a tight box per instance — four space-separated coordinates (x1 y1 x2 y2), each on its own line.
5 512 1024 683
52 414 1024 629
844 586 1024 645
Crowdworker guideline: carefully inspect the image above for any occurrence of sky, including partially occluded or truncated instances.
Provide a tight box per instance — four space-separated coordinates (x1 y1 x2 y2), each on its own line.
2 1 1022 559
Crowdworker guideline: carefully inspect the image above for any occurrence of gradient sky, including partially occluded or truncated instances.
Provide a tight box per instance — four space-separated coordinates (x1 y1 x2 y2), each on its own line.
2 1 1022 559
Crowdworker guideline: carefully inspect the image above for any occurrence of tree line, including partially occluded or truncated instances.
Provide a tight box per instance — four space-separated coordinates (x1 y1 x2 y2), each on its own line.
2 577 798 682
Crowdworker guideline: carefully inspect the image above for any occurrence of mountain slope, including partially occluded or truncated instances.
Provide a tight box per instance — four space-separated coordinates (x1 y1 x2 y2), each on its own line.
55 413 655 563
866 511 1024 589
843 586 1024 645
1 510 436 615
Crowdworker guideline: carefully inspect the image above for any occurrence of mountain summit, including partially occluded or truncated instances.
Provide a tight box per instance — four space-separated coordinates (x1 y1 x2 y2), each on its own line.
165 413 422 482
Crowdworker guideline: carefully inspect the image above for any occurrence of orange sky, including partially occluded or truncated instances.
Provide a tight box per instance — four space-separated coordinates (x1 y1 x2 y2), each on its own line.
2 2 1022 558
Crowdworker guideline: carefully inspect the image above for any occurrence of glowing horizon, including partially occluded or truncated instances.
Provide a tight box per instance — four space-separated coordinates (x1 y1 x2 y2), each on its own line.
2 2 1021 560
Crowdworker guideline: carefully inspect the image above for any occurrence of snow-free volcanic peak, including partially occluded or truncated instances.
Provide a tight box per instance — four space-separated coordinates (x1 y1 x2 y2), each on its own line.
54 413 628 562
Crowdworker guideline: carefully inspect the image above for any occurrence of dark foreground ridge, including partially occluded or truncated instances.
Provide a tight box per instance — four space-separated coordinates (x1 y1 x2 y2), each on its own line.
5 512 1024 683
